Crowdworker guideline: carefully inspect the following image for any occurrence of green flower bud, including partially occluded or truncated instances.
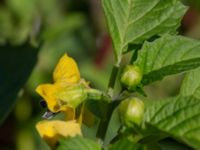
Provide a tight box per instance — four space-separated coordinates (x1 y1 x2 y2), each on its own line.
56 84 87 108
120 65 143 90
119 97 144 127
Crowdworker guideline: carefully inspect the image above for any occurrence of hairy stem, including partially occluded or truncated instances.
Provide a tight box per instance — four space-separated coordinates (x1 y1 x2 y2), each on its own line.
107 64 120 97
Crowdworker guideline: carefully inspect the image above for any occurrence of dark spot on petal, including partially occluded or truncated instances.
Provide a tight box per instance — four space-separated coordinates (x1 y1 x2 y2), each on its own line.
40 100 47 108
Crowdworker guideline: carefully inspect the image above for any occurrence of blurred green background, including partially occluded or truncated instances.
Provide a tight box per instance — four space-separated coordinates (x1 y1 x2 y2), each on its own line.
0 0 200 149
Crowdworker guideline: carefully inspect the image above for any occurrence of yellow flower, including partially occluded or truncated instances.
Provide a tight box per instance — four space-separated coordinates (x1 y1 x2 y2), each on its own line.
36 120 81 148
35 54 88 114
35 54 89 149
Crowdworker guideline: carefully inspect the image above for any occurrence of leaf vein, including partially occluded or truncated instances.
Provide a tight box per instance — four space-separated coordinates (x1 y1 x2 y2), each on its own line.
125 5 175 45
155 101 200 126
169 112 200 134
126 0 160 29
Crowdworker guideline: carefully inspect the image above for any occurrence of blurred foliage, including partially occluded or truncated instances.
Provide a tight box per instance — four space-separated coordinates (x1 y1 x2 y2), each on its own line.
185 0 200 8
0 0 112 149
0 41 39 124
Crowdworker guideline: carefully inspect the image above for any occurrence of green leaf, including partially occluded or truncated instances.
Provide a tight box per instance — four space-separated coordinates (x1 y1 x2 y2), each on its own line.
104 107 122 146
57 136 101 150
0 41 39 124
158 138 192 150
102 0 187 62
108 138 146 150
180 67 200 98
135 35 200 85
143 96 200 149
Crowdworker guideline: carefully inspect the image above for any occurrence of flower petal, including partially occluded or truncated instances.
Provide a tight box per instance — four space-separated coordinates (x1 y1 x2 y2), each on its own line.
36 84 61 112
36 120 81 148
53 54 80 84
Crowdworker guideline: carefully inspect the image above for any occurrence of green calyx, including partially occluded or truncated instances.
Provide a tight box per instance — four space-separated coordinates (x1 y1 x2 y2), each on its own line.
120 65 143 90
56 84 112 109
56 84 87 108
119 97 144 127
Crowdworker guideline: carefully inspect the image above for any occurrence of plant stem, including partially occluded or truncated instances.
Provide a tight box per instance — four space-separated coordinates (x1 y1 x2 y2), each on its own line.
107 64 120 97
97 63 120 140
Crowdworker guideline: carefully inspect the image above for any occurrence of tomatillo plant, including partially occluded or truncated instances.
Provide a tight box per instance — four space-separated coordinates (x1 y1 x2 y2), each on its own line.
35 0 200 149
